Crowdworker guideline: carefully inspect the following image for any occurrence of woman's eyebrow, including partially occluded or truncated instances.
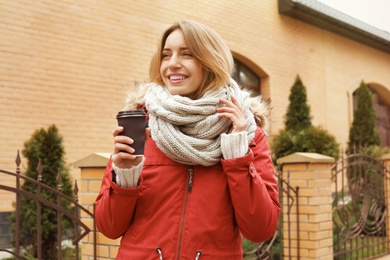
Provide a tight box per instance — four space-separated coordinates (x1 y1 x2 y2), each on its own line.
163 46 189 51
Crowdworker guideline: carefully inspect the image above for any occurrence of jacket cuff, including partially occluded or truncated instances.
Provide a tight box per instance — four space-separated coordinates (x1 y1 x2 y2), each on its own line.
112 157 144 188
221 132 249 159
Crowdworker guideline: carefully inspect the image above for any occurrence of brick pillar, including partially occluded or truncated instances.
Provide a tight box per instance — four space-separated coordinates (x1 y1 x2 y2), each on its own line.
74 153 120 260
382 153 390 251
277 152 335 260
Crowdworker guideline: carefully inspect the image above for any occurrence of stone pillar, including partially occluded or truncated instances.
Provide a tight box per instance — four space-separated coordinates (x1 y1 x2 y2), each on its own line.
277 152 335 260
73 153 120 260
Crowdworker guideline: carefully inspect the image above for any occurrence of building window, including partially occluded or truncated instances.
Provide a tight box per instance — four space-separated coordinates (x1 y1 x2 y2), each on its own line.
233 59 260 96
371 91 390 147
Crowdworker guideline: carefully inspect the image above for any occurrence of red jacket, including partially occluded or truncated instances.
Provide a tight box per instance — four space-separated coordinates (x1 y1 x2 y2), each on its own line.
95 127 280 260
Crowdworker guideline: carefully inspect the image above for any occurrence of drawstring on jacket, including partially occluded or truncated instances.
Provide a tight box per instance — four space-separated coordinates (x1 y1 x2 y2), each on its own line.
156 248 202 259
156 248 163 260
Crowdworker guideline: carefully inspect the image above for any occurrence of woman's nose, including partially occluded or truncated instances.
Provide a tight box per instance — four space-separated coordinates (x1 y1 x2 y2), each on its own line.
168 54 181 68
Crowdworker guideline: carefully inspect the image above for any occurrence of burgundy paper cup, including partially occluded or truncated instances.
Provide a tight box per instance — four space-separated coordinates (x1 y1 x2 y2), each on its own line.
116 110 146 155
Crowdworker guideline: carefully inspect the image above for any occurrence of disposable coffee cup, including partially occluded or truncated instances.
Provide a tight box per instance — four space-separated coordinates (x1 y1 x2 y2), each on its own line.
116 110 146 155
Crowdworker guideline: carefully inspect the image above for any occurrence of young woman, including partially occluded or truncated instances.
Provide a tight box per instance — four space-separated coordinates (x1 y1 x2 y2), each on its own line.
95 20 280 260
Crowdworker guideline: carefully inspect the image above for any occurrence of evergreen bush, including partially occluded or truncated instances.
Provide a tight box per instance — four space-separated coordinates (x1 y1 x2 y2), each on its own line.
271 76 339 161
346 82 381 190
270 129 295 160
10 125 74 259
271 126 339 160
285 76 312 132
348 81 380 151
295 126 339 158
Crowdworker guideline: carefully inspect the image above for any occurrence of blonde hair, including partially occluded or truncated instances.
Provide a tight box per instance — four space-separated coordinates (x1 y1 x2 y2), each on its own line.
149 20 234 99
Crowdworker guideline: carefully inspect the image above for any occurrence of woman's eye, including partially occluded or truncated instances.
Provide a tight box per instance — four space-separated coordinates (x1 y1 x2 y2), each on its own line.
161 53 170 59
183 52 192 57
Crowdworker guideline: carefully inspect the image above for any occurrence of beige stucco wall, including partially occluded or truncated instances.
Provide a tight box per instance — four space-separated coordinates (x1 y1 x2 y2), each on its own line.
1 0 390 211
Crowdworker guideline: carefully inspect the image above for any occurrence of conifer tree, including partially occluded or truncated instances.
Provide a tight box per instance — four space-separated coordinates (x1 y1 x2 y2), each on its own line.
347 82 381 188
285 76 312 132
271 76 339 161
14 125 74 259
348 81 380 150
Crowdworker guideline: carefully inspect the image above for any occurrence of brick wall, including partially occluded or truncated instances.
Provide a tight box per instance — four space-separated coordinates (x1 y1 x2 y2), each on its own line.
1 0 390 214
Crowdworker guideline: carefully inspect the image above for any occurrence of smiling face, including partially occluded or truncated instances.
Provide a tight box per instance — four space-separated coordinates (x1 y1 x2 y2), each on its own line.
160 29 204 99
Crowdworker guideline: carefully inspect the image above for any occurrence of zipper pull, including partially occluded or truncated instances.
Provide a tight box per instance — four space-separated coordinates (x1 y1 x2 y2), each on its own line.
187 166 194 192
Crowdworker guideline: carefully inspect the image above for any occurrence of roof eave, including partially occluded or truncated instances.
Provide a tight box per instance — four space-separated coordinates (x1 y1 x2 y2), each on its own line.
278 0 390 54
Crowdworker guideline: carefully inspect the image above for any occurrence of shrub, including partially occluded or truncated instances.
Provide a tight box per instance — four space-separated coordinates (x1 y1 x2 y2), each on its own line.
271 129 295 160
295 126 339 158
10 125 74 259
348 81 380 151
271 75 339 162
285 76 312 132
271 126 339 161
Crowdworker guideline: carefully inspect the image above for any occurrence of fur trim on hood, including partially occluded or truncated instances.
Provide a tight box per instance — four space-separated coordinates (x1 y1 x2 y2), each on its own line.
122 82 271 134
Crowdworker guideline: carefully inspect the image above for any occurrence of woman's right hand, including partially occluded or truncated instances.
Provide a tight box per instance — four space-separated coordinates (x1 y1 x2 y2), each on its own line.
111 126 143 168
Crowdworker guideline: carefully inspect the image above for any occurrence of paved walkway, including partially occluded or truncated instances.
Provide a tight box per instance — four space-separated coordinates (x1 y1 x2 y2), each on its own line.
376 256 390 260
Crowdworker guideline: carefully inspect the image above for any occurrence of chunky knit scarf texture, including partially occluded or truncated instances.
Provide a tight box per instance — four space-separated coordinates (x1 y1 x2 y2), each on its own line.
144 80 257 166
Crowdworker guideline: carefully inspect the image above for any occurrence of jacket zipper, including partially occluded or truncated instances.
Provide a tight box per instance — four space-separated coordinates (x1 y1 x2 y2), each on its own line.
176 166 194 260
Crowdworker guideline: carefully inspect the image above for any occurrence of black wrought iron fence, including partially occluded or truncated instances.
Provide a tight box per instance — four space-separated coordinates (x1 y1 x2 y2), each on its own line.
243 171 300 260
0 151 96 259
332 149 390 259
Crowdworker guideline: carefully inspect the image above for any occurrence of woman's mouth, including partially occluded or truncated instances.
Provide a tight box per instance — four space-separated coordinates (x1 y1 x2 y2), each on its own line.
169 75 187 83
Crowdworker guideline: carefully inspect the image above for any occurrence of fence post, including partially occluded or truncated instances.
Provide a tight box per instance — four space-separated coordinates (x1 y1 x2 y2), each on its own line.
73 153 120 260
277 152 335 260
382 153 390 252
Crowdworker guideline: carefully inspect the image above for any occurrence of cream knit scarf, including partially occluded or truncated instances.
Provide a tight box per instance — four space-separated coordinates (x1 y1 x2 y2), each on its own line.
144 80 257 166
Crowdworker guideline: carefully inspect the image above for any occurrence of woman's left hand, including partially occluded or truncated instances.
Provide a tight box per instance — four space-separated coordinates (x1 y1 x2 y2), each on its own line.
217 95 247 134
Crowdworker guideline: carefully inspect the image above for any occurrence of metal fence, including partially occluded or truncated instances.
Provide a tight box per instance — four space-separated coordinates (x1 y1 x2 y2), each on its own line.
332 149 390 259
243 171 300 260
0 151 96 259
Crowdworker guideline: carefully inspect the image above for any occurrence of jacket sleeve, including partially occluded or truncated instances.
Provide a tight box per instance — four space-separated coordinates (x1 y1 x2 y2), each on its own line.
95 157 141 239
221 127 280 243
